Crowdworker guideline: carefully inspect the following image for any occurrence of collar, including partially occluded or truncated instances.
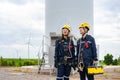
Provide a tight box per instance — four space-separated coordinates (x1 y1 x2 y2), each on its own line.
82 34 89 40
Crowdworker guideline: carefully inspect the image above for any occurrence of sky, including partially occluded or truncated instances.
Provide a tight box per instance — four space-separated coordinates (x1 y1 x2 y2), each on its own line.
0 0 120 60
94 0 120 59
0 0 45 58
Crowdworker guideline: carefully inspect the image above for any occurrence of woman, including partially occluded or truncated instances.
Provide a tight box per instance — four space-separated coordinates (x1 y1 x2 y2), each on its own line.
54 24 75 80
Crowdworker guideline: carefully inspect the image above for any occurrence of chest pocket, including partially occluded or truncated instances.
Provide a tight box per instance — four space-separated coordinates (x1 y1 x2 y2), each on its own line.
84 41 92 49
81 40 92 49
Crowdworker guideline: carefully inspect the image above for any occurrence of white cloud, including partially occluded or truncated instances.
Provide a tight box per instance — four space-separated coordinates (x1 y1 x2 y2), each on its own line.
0 1 45 30
94 0 120 59
0 0 45 58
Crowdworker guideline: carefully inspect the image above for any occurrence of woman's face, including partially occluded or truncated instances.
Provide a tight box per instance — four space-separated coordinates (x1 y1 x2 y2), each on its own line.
62 28 69 36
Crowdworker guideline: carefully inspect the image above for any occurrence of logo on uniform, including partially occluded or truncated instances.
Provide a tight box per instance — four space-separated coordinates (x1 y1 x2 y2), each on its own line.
61 40 64 42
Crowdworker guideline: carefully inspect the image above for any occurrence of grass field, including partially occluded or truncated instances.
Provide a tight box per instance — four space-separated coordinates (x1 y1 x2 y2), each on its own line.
0 57 42 67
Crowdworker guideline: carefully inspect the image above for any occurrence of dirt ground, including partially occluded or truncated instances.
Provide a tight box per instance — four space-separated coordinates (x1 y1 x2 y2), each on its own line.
0 66 120 80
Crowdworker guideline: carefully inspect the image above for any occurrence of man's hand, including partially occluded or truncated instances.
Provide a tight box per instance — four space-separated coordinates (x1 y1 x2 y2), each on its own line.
93 61 98 66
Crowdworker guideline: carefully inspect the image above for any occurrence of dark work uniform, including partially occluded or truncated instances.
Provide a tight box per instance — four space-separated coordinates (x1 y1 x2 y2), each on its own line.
77 35 98 80
54 37 75 80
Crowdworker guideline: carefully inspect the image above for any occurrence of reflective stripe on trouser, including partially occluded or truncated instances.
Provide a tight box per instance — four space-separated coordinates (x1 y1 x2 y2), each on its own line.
64 76 69 80
56 64 71 80
56 77 64 80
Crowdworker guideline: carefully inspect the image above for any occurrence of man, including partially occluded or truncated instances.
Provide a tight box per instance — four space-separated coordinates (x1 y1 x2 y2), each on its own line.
77 22 98 80
54 24 75 80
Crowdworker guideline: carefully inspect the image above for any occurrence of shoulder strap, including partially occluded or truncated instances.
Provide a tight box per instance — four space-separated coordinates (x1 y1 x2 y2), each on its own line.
78 38 82 63
68 37 73 58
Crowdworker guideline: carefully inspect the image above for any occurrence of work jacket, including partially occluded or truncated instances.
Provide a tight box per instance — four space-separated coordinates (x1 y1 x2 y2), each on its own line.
77 34 98 67
54 37 75 65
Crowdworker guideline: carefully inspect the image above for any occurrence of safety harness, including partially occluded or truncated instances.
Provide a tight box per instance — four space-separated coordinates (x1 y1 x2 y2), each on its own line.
78 38 84 71
62 37 73 65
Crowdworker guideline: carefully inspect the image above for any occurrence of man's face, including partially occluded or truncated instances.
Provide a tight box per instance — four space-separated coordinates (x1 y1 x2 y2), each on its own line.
62 28 69 36
79 28 85 34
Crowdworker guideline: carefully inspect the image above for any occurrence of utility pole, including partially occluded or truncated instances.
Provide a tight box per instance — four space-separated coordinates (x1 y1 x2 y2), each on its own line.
28 33 31 59
15 49 19 58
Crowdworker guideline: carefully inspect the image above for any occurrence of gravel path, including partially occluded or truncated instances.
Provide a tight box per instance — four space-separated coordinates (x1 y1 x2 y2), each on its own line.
0 67 79 80
0 68 55 80
0 67 120 80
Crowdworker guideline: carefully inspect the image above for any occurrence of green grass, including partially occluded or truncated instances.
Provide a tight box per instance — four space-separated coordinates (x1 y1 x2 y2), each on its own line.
99 60 106 66
0 57 42 67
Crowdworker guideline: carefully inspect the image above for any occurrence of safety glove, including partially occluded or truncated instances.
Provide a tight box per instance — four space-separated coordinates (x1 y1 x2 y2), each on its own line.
54 60 58 68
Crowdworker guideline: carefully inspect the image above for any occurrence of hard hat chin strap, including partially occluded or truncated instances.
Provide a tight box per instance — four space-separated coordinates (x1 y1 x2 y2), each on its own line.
82 33 87 39
84 27 88 33
62 34 69 39
82 28 88 37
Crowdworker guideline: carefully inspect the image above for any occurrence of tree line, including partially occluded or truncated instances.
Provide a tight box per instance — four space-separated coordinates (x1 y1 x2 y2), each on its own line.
103 53 120 65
